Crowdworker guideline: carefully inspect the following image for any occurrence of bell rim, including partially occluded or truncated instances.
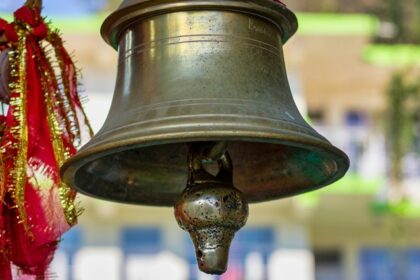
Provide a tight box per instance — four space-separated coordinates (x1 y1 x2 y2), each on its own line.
61 130 349 206
101 0 298 49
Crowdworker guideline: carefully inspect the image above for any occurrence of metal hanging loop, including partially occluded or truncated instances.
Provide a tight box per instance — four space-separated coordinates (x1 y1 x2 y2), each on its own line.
187 142 233 187
25 0 42 9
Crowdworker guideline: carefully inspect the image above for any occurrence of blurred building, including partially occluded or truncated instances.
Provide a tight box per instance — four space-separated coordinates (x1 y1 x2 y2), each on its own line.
3 1 420 280
0 0 107 15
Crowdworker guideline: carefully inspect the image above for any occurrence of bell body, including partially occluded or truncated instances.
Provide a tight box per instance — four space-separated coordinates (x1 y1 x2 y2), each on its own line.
61 0 349 206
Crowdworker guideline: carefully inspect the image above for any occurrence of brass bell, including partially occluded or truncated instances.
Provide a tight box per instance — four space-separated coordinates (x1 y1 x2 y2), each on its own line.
61 0 349 275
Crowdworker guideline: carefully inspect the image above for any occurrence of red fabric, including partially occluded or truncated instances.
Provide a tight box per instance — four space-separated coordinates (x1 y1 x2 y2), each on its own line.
14 6 41 27
48 34 92 145
14 7 48 40
0 215 12 280
0 100 10 280
4 37 70 275
0 19 18 43
0 5 91 278
0 183 12 280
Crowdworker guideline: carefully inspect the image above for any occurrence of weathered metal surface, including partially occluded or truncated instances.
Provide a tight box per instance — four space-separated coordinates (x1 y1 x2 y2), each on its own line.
101 0 298 49
60 0 350 274
61 1 349 206
175 143 248 274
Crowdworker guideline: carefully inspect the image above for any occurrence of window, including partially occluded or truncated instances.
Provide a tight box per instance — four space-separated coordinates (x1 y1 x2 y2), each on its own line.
315 250 343 280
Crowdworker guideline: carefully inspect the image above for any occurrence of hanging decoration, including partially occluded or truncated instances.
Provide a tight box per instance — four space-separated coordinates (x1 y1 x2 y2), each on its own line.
0 0 93 278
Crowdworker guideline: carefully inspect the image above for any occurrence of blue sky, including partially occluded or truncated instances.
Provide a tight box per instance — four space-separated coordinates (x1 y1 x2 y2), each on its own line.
0 0 106 16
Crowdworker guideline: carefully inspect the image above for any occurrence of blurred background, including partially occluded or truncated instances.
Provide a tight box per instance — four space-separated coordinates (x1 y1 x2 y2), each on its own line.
2 0 420 279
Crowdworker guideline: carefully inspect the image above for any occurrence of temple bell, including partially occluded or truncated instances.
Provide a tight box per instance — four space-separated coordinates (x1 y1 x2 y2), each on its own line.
61 0 350 275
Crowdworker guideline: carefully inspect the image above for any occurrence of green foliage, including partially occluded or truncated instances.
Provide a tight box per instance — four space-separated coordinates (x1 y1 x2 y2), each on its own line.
297 172 384 207
371 199 420 218
298 74 420 218
386 72 420 182
385 0 404 40
297 13 378 36
363 44 420 66
376 0 420 44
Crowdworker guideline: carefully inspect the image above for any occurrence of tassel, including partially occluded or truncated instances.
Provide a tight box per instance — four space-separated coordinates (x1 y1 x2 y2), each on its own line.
0 4 92 278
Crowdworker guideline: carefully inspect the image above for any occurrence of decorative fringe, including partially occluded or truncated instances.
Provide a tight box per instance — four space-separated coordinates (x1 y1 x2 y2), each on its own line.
0 4 92 279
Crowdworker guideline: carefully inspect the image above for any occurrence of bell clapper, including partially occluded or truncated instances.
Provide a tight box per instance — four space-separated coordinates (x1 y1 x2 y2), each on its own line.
174 142 249 275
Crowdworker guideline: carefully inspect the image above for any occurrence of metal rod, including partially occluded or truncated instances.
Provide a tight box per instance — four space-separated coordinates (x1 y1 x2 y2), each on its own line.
25 0 42 9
